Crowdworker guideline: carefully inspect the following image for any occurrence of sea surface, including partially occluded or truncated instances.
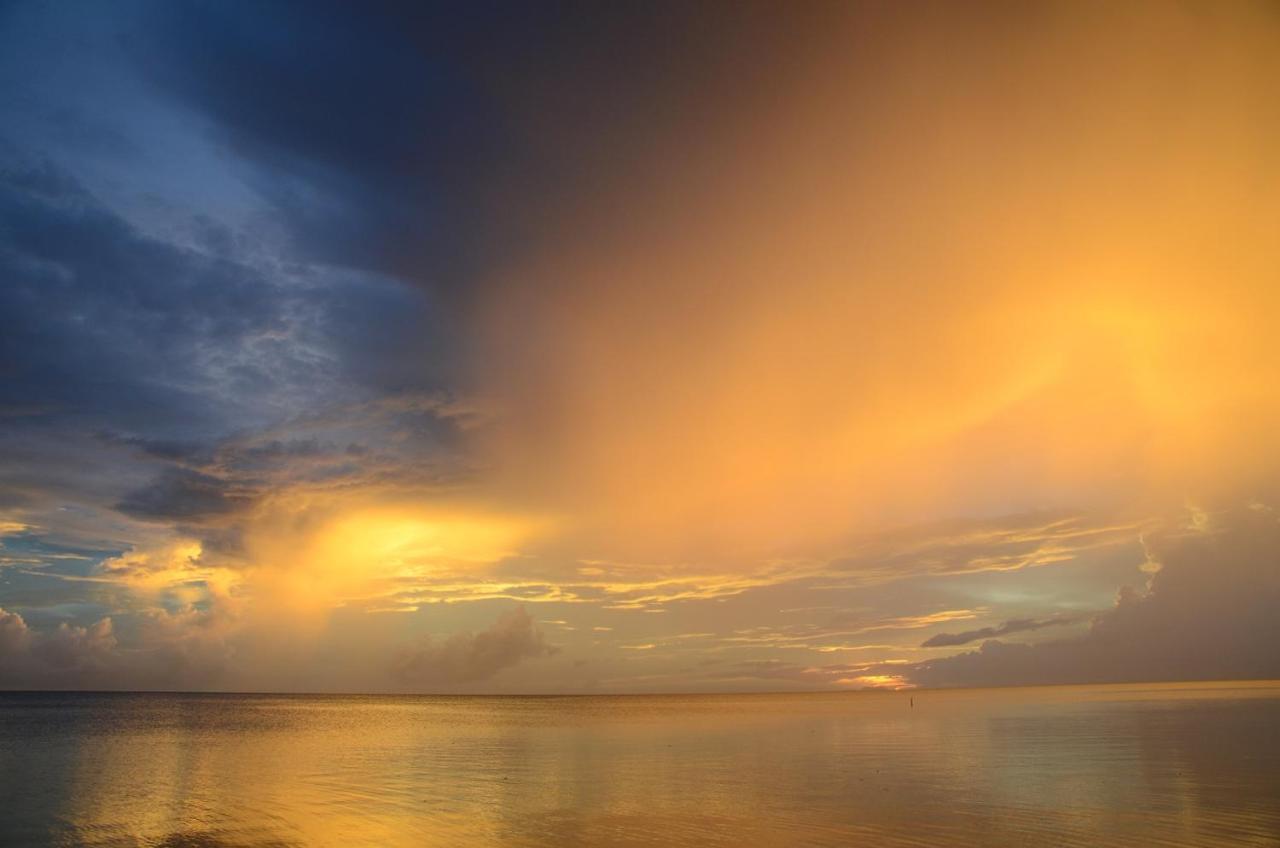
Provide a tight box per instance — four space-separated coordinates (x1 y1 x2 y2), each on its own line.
1 681 1278 847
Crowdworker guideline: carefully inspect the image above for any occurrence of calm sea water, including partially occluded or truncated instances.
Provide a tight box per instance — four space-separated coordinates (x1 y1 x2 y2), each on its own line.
1 682 1277 847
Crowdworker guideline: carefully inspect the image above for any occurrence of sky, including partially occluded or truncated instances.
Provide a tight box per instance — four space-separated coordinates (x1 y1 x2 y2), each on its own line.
1 0 1279 693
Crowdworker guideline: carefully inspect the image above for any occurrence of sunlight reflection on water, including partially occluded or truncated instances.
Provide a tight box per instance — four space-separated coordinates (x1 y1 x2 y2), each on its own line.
1 682 1278 846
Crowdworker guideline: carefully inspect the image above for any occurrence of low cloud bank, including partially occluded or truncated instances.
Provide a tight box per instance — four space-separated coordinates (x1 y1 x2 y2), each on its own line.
392 607 556 687
0 609 118 686
0 601 555 692
896 508 1280 688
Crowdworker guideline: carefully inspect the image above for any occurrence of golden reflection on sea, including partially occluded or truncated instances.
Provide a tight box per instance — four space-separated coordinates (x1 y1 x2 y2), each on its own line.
1 682 1277 847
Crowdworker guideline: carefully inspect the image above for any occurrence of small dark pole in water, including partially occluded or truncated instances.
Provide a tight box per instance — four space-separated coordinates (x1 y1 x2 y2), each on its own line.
910 696 914 708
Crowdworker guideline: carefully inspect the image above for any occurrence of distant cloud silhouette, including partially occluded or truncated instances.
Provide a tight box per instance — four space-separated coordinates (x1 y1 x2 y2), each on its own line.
0 608 119 685
921 614 1081 648
392 607 556 686
33 618 116 672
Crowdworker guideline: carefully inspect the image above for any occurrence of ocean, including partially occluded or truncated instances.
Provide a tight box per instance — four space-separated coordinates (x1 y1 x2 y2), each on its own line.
1 681 1277 846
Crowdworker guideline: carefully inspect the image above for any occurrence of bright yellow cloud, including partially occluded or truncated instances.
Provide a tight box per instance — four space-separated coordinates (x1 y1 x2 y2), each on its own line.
99 540 240 603
0 520 30 536
242 497 547 622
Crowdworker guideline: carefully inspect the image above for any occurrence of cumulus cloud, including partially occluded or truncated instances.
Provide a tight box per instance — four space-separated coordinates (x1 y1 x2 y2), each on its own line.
33 618 117 672
0 597 558 693
0 609 121 688
896 508 1280 687
0 608 32 659
131 604 239 688
0 602 241 690
392 607 556 686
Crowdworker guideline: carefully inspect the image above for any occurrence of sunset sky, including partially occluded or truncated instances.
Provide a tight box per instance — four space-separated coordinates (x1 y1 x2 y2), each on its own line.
1 0 1279 693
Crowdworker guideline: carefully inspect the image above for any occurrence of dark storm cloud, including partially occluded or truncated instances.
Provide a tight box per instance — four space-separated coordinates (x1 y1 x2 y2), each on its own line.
0 159 283 434
128 0 835 295
96 433 218 466
0 153 298 543
0 145 457 492
114 468 250 523
306 271 453 393
1 0 837 544
223 438 326 468
128 0 513 289
0 167 456 659
895 509 1280 688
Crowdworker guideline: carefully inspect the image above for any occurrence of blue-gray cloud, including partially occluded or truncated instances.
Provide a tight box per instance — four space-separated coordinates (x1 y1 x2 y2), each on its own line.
921 614 1081 648
0 160 284 434
115 468 250 523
